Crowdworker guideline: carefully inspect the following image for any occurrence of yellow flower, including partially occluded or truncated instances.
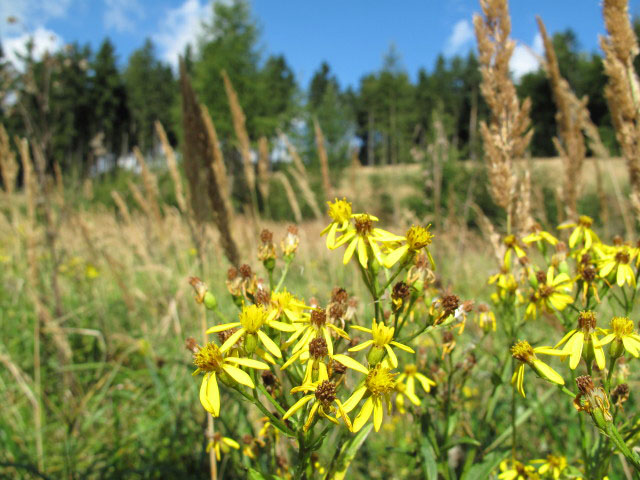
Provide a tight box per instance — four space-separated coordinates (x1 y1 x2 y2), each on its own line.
498 460 540 480
474 303 497 331
534 267 574 313
503 234 527 269
85 264 99 279
522 224 558 246
342 363 397 432
266 289 309 324
206 433 240 461
349 318 415 368
283 380 352 432
321 198 354 249
511 340 565 398
333 214 404 269
531 454 566 480
383 224 435 269
599 316 640 358
191 342 270 416
555 311 606 370
207 304 296 358
558 215 599 249
395 364 435 408
598 245 636 288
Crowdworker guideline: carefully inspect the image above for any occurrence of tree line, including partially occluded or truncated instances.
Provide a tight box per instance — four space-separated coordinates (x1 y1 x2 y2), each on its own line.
0 0 633 179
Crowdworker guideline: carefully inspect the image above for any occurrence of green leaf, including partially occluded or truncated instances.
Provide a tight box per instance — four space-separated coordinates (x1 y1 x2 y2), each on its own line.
442 436 482 451
329 424 373 480
461 451 507 480
419 438 438 480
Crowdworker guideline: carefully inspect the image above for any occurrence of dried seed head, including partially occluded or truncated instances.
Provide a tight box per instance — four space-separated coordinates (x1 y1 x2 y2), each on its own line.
328 302 346 320
331 287 348 304
613 235 623 246
309 337 328 359
255 288 271 306
239 264 253 279
580 253 591 265
576 375 596 396
314 380 337 405
611 383 630 407
311 308 327 327
185 337 199 353
392 281 411 301
287 225 298 235
441 294 460 315
227 267 238 281
331 359 347 376
581 265 597 282
442 331 455 344
218 328 240 347
260 229 273 244
535 270 547 284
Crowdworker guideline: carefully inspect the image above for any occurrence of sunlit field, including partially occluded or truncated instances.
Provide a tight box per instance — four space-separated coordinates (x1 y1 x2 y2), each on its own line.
4 0 640 479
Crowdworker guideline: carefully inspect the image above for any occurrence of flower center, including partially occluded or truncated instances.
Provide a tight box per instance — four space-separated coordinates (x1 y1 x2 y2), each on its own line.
611 316 634 337
511 340 535 363
365 364 396 396
406 225 433 250
615 250 630 264
194 343 224 372
240 304 266 333
327 198 352 223
354 215 374 236
441 294 460 314
403 364 417 375
371 321 394 347
309 337 328 359
578 310 597 333
578 215 593 227
314 380 337 405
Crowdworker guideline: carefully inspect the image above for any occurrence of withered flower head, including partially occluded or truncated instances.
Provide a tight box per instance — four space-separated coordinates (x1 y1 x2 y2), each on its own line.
309 337 328 359
611 383 630 407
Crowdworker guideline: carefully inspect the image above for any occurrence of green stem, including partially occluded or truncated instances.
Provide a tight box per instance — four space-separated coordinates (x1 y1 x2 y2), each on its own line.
232 386 295 437
275 260 292 293
606 421 640 472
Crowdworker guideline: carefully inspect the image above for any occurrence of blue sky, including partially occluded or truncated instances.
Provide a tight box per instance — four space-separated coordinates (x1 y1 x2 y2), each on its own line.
2 0 640 88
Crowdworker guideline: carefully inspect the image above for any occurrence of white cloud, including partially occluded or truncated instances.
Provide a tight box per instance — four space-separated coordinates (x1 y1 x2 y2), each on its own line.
3 27 63 68
0 0 72 36
154 0 210 70
510 32 543 81
104 0 144 33
445 19 474 56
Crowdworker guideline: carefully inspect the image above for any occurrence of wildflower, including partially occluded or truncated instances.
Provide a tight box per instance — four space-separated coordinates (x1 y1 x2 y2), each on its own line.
349 318 415 368
503 234 527 269
430 294 461 324
530 455 566 480
342 363 397 432
573 376 613 426
283 380 352 432
333 214 404 269
522 223 558 247
406 252 436 292
266 289 309 324
257 229 277 268
395 364 435 408
498 460 540 480
281 225 300 257
85 264 99 279
576 258 600 304
489 270 521 304
207 433 240 461
529 267 574 316
555 311 605 370
391 281 411 313
558 215 599 249
190 341 270 416
598 244 636 288
384 224 435 269
321 198 354 249
599 316 640 358
287 307 350 357
511 340 565 398
207 304 295 358
474 303 496 331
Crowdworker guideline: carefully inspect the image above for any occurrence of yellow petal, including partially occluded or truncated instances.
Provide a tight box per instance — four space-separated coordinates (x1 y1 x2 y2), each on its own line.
343 238 358 265
303 402 320 431
390 341 415 353
348 339 374 352
533 360 564 385
225 357 270 369
384 344 398 368
353 397 374 433
383 244 409 269
269 320 297 332
342 386 367 413
199 374 215 414
567 332 584 369
332 354 369 375
223 364 255 388
357 236 369 268
257 330 282 358
220 328 246 353
206 322 241 334
283 395 314 420
207 372 220 416
372 396 383 431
